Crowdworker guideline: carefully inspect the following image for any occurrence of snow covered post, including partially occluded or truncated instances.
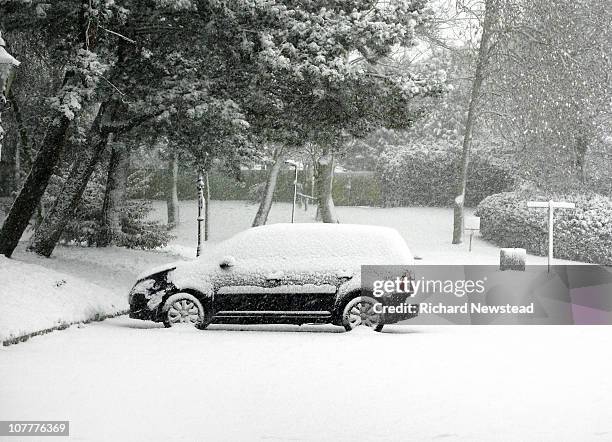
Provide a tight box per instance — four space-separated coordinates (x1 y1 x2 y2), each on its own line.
0 32 21 162
527 200 575 271
500 248 526 271
196 173 205 257
285 159 298 223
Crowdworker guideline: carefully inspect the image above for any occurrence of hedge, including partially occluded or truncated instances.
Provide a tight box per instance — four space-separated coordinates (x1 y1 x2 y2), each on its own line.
475 191 612 265
377 147 517 207
139 169 383 206
137 146 515 209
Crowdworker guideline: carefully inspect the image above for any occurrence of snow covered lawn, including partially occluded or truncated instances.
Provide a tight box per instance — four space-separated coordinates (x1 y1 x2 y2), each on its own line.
0 257 124 344
1 318 611 441
150 200 579 265
1 247 187 344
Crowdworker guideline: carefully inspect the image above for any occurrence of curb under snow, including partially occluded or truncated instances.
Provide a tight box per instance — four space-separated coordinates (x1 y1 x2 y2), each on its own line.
2 310 128 347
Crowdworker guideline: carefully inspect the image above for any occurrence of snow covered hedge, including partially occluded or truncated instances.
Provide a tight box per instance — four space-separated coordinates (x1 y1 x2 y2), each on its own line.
377 146 516 207
476 192 612 265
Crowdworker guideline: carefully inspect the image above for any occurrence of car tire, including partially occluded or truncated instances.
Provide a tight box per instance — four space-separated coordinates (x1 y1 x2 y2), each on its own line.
162 293 206 328
341 296 384 332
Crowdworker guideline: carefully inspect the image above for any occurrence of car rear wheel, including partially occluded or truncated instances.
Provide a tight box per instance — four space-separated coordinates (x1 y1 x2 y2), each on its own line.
162 293 205 328
342 296 384 332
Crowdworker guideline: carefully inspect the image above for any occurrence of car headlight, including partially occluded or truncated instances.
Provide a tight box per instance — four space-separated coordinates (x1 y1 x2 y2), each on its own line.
129 279 156 303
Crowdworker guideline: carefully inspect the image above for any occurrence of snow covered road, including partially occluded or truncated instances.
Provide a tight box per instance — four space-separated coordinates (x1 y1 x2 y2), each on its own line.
2 318 611 441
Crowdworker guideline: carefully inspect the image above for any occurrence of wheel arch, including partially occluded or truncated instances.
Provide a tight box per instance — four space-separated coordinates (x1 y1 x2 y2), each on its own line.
156 288 213 323
333 289 370 324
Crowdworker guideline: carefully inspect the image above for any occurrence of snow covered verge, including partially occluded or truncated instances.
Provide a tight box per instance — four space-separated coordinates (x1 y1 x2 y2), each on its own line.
0 256 127 346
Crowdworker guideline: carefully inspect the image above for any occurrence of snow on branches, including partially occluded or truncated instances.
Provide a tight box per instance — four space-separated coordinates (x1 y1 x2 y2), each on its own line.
48 50 108 121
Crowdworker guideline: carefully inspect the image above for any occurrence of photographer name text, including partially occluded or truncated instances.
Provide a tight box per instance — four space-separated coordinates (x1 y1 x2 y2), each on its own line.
373 302 535 315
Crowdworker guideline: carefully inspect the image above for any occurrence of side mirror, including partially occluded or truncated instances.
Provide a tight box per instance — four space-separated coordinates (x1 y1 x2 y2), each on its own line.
219 256 236 269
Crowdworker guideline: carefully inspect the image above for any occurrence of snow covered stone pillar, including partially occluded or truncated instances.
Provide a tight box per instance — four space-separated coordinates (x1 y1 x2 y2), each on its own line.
500 248 526 271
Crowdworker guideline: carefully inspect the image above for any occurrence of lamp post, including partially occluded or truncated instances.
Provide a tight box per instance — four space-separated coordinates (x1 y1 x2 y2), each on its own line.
196 173 205 257
0 32 21 162
285 160 298 223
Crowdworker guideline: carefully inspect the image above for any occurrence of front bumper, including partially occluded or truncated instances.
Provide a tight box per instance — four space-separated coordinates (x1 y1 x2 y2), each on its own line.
128 274 175 322
129 294 155 320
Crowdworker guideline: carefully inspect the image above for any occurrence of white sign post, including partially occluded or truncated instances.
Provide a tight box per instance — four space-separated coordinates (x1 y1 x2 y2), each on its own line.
527 200 575 271
465 216 481 252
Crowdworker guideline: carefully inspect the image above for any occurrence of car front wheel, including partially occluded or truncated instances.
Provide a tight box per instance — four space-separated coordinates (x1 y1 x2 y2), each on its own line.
162 293 205 328
342 296 384 332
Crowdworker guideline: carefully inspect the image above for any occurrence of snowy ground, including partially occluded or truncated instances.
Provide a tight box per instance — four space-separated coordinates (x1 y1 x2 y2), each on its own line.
0 257 122 343
1 318 611 441
0 246 188 343
149 200 576 265
2 200 604 441
0 200 581 342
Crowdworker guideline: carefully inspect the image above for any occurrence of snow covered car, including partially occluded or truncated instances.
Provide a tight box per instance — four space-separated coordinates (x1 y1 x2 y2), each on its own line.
129 223 417 331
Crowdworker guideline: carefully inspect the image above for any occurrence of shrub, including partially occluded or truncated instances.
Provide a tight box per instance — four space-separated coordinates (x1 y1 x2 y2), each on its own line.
332 172 382 206
475 191 612 265
377 144 517 207
41 170 171 250
43 173 105 246
118 199 172 250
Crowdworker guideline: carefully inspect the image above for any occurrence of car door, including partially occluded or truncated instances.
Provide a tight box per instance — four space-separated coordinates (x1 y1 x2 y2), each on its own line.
279 268 345 314
213 259 293 316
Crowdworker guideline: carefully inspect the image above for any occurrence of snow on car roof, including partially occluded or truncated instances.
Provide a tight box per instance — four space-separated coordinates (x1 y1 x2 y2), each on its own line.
163 224 413 293
216 223 413 262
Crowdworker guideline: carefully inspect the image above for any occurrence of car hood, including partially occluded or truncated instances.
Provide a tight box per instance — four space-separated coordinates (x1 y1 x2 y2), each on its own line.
136 261 182 282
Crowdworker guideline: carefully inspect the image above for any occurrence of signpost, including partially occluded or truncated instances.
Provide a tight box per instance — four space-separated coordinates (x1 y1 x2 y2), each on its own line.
465 216 481 252
527 200 575 271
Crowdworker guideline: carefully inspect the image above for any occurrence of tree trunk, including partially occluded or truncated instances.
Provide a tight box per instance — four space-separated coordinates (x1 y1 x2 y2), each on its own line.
0 115 71 257
452 0 495 244
166 153 180 229
316 152 338 223
28 102 112 257
98 141 129 246
252 146 284 227
8 89 26 191
13 134 20 193
204 170 210 240
575 135 589 184
0 6 97 258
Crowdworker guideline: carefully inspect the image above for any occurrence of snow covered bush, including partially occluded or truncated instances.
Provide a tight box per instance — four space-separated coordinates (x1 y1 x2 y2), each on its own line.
332 172 382 207
377 144 516 207
42 174 105 246
118 199 172 250
476 191 612 265
41 171 171 250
